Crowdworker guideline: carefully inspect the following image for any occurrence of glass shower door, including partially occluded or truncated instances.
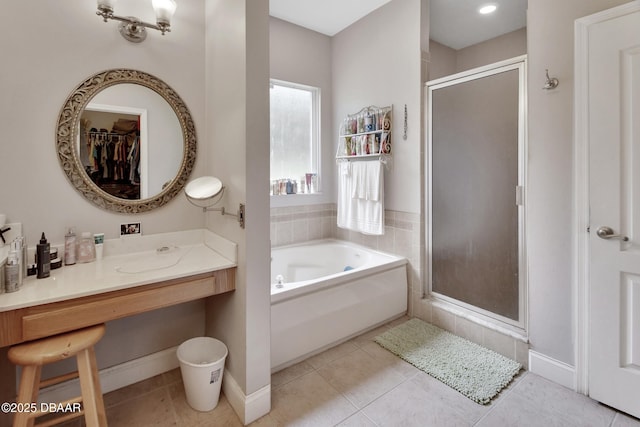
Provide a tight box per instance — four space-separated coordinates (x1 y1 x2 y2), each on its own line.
426 57 526 327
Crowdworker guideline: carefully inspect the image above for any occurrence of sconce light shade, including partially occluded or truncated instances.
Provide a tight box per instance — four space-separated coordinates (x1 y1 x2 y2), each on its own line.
96 0 177 42
97 0 118 13
152 0 177 25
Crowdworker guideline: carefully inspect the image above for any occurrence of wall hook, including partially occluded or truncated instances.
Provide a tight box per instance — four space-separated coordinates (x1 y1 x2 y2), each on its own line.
543 69 559 90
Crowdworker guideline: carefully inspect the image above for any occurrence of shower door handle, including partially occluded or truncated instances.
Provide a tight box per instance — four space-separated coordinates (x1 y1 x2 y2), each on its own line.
596 226 629 242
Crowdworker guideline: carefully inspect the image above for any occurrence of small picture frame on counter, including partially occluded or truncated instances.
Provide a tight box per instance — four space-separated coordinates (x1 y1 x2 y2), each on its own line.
121 222 142 237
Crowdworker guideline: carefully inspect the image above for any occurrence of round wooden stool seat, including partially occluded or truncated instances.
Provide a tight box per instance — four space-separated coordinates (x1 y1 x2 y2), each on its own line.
8 324 106 366
8 324 108 427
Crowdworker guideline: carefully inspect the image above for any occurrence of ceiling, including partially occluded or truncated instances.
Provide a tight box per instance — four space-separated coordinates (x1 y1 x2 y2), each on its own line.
269 0 393 37
269 0 527 50
430 0 527 50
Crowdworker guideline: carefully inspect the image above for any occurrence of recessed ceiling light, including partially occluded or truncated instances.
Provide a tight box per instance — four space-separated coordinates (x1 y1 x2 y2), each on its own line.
478 4 498 14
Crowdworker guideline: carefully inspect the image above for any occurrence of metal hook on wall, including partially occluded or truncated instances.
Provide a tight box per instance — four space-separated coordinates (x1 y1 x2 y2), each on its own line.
542 69 559 90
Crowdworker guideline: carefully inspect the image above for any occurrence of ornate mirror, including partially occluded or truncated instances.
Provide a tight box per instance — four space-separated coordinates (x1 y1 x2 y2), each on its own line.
56 69 196 213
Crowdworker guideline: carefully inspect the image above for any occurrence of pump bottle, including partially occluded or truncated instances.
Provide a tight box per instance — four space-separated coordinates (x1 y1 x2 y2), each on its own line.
36 232 50 279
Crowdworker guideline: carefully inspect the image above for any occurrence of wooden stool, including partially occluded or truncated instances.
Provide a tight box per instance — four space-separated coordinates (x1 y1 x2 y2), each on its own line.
8 324 108 427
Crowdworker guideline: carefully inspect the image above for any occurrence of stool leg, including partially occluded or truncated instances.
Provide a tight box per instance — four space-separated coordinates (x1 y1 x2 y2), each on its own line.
13 365 41 427
76 347 107 427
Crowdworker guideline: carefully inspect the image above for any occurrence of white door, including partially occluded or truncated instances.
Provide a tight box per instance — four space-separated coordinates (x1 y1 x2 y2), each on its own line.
585 3 640 419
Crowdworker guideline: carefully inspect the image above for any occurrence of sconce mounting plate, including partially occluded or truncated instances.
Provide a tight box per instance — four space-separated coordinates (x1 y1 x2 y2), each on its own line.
119 17 147 43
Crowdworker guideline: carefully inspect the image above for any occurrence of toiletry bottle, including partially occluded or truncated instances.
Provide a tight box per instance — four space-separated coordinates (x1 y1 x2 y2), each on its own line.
365 113 373 132
77 232 96 263
64 227 77 265
93 233 104 261
36 232 51 279
5 244 20 292
15 237 24 287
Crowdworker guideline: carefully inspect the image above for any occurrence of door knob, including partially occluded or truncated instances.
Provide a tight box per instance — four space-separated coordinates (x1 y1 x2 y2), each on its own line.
596 226 629 242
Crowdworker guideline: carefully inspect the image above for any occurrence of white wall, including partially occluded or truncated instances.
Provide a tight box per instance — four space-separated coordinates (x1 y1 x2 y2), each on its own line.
0 0 206 244
428 28 527 81
204 0 271 419
332 0 423 215
456 28 527 73
428 40 457 81
269 18 334 207
527 0 630 366
0 0 207 370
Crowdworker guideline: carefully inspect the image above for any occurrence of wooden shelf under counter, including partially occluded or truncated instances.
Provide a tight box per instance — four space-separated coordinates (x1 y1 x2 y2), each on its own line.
0 268 235 348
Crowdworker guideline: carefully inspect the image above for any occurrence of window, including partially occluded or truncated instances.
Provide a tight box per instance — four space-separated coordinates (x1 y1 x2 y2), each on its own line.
270 80 320 194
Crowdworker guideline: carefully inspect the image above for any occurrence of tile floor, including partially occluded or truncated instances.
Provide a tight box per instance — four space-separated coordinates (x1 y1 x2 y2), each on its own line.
63 318 640 426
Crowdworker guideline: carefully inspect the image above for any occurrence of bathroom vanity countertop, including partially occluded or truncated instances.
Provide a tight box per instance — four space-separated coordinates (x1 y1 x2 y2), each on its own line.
0 229 237 313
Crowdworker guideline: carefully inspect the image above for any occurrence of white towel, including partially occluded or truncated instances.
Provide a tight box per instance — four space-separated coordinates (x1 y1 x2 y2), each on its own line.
337 161 353 230
351 161 367 200
338 160 384 235
351 161 382 201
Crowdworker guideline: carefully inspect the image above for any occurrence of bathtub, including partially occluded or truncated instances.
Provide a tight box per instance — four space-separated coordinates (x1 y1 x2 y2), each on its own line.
270 239 408 371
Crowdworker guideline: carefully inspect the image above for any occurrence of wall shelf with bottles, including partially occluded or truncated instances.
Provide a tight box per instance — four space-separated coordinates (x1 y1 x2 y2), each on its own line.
336 105 392 160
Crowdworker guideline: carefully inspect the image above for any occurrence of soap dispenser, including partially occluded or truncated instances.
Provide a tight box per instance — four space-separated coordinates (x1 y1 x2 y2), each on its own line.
36 232 51 279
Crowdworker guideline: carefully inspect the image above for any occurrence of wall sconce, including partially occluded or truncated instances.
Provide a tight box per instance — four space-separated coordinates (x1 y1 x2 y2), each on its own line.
96 0 177 43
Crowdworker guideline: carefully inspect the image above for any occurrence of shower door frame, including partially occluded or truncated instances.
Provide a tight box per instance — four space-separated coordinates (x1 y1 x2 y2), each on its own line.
424 55 528 333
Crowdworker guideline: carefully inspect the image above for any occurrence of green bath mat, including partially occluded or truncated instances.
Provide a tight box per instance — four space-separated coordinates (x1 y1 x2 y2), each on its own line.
375 318 521 404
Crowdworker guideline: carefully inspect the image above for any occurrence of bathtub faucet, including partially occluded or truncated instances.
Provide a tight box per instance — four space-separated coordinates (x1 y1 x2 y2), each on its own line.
275 274 284 288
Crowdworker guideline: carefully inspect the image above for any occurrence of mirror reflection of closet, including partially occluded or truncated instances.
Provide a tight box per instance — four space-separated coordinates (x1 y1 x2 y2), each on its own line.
427 0 527 327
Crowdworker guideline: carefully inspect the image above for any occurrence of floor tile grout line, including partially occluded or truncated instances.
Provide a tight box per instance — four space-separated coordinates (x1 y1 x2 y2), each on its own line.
345 371 420 424
306 346 408 423
472 371 530 426
104 385 165 410
164 384 182 427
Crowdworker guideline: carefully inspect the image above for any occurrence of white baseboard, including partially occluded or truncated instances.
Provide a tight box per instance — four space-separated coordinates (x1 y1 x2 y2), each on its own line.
222 372 271 425
38 347 271 426
39 346 180 404
528 350 576 390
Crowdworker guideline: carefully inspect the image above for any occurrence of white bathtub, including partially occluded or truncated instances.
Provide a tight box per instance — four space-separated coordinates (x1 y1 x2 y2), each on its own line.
270 239 408 371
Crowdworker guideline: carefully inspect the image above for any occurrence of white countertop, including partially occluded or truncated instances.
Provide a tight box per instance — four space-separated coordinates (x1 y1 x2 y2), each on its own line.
0 229 237 312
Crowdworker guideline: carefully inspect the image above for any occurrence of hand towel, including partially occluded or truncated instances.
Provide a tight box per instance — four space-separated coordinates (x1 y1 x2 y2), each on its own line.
338 160 384 235
351 161 382 201
337 161 353 230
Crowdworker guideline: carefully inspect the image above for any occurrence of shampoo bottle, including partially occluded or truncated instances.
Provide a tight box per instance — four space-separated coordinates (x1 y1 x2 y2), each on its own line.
36 232 51 279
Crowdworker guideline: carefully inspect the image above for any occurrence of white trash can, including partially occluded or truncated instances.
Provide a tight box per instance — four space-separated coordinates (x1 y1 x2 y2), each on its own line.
177 337 228 412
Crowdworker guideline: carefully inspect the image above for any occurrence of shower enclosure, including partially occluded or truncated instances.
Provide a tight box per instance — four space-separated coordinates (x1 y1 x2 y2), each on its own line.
425 56 527 330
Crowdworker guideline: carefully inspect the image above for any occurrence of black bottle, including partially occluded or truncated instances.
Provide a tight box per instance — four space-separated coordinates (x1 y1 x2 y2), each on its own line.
36 232 50 279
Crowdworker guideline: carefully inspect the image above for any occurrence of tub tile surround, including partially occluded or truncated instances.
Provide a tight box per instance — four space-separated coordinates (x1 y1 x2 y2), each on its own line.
270 203 337 247
270 205 422 314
